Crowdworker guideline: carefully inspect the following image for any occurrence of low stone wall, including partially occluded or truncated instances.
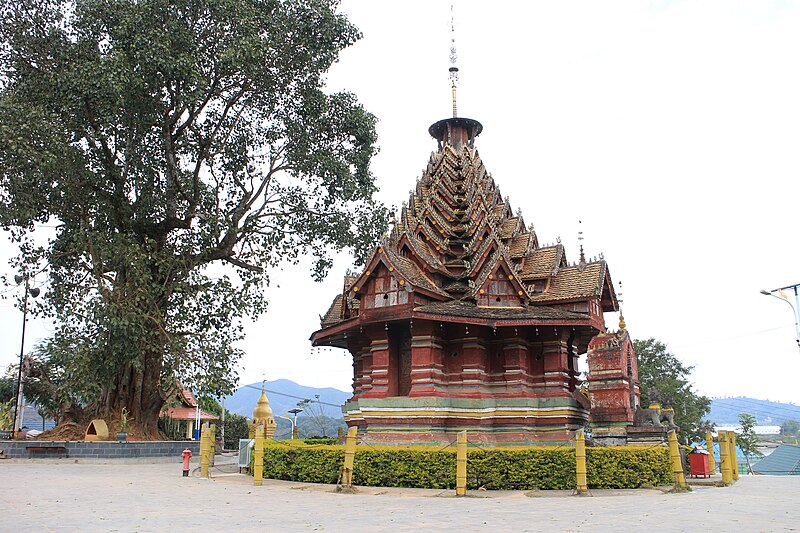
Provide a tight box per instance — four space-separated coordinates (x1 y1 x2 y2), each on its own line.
0 440 199 459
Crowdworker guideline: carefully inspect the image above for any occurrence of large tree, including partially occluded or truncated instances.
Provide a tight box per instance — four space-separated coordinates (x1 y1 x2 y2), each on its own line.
633 338 711 444
0 0 387 436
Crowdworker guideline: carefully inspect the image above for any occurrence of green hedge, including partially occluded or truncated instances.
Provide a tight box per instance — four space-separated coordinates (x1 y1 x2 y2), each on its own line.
255 442 672 490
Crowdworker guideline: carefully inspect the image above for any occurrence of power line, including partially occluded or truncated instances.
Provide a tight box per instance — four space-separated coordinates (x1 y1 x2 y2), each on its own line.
239 382 343 408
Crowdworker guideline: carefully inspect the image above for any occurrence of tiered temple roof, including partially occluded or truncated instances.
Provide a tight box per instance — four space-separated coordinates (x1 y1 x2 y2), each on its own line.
319 138 617 331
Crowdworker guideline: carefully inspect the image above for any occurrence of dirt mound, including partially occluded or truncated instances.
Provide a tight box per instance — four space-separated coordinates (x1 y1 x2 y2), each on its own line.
36 422 84 441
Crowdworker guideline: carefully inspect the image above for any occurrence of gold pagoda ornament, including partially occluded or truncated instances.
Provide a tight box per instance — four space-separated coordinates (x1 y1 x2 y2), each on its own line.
249 390 277 439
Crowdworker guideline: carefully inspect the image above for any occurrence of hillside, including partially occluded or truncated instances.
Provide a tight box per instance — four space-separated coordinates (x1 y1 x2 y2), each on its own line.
224 379 350 420
709 397 800 425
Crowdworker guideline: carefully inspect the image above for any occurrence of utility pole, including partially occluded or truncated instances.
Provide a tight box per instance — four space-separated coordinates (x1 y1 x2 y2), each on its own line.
760 283 800 354
13 274 40 435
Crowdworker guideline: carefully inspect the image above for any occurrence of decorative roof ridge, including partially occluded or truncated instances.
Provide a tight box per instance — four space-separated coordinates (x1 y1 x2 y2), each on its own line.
498 216 523 240
552 244 565 276
465 230 496 275
320 293 345 326
418 221 449 252
466 249 531 301
397 230 449 274
383 246 450 298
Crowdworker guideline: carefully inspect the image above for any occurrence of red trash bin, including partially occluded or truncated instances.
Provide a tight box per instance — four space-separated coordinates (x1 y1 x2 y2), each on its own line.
689 449 711 478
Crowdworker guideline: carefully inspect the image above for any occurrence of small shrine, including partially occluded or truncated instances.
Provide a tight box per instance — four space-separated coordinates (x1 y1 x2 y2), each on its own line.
162 387 219 440
311 37 648 446
249 390 277 440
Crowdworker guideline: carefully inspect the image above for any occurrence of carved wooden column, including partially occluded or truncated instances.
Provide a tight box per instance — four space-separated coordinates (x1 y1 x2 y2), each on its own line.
409 321 445 397
460 327 489 393
542 329 570 392
503 330 532 392
360 324 391 398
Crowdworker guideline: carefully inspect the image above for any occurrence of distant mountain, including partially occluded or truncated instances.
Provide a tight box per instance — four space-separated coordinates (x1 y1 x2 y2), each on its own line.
709 397 800 425
224 379 350 421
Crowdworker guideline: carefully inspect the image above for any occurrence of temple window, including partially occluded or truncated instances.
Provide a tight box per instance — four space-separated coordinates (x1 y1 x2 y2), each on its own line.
361 267 409 309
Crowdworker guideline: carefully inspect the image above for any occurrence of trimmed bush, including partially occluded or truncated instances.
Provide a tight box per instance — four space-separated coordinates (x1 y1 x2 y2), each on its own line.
255 442 671 490
587 446 672 488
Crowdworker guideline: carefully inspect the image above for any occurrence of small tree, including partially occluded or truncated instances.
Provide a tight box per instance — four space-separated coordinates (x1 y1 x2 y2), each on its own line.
223 413 249 449
633 338 711 444
296 396 334 437
737 413 763 474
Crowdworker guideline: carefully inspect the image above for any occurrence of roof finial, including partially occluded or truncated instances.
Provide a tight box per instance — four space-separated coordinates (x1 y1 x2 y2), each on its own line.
617 281 626 331
449 4 459 118
578 220 586 269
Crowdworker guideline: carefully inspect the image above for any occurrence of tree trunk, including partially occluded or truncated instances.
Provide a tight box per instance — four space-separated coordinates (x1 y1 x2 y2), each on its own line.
96 350 166 440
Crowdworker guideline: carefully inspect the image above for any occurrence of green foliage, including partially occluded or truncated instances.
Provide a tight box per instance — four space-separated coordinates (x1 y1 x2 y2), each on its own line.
119 407 130 432
781 420 800 436
18 345 88 424
198 397 222 417
0 377 14 404
254 443 672 490
469 448 575 490
223 413 249 449
158 415 184 441
303 437 338 446
634 338 711 444
0 398 14 430
0 0 387 432
261 443 344 484
353 448 457 488
586 447 672 488
737 413 763 473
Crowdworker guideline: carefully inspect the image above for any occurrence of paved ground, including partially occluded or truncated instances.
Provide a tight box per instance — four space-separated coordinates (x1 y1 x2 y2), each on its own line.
1 456 798 532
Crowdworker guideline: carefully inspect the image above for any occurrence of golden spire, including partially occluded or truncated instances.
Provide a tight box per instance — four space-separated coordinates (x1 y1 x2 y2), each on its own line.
449 4 459 118
619 312 626 331
253 390 273 421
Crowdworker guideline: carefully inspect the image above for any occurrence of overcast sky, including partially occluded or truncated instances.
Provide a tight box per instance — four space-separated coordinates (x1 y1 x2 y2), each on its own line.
3 1 800 406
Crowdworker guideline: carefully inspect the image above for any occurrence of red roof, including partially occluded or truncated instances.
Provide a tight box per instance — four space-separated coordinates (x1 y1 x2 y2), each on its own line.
163 407 219 421
179 388 198 407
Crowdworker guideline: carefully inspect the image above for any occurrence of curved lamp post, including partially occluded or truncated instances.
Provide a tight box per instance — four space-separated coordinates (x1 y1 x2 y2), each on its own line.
287 408 303 439
760 284 800 354
13 274 40 435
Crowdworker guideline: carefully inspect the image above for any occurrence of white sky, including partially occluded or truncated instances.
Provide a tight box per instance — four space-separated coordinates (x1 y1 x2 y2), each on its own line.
3 1 800 405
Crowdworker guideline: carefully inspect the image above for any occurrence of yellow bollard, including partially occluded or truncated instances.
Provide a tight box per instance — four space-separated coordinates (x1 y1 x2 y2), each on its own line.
718 430 732 485
341 426 358 489
253 424 264 486
200 422 210 478
456 431 467 497
705 431 716 474
575 429 588 495
667 430 688 490
729 432 739 481
209 424 216 467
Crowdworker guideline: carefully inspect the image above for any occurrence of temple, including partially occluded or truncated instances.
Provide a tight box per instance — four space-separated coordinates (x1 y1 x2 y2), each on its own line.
311 111 649 444
310 22 644 444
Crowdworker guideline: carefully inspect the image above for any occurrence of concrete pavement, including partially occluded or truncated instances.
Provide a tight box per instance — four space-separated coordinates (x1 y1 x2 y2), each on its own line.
1 458 798 532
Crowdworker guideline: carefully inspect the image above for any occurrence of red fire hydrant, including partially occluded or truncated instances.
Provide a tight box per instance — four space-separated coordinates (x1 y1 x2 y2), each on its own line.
181 448 192 477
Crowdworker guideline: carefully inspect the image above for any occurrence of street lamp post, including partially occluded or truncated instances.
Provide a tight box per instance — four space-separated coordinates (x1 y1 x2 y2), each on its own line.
760 283 800 354
287 408 303 439
13 274 40 435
